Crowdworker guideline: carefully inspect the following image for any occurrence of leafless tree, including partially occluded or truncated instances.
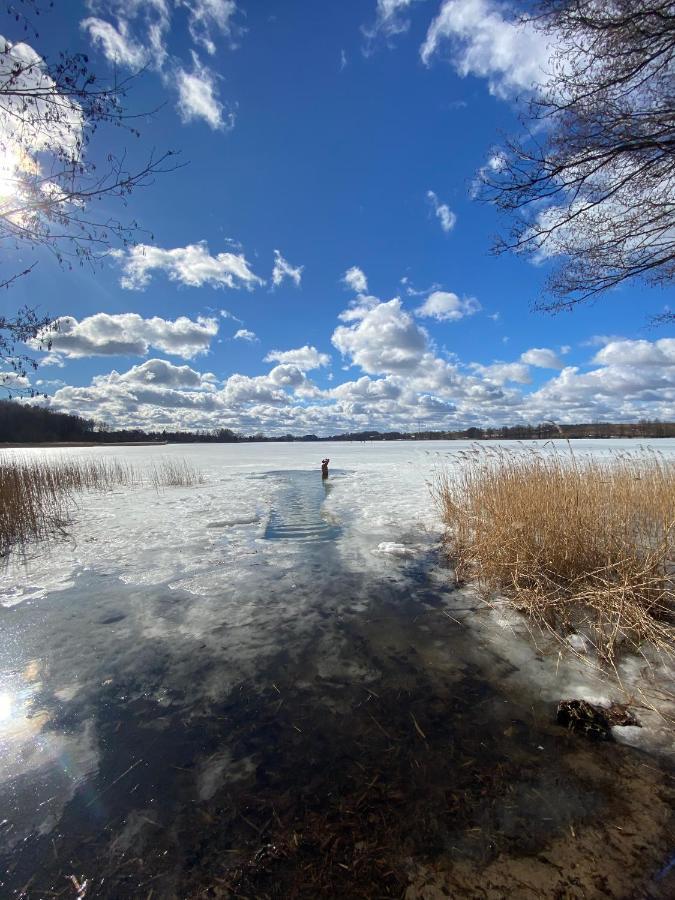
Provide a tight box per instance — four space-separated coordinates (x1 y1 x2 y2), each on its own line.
0 0 178 391
480 0 675 316
0 304 54 396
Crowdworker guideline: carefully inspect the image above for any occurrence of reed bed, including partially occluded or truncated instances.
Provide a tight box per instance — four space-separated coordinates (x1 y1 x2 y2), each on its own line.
0 454 204 555
150 458 205 489
436 445 675 663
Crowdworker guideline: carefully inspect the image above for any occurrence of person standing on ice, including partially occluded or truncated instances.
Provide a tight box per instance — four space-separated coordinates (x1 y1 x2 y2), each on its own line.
321 458 329 479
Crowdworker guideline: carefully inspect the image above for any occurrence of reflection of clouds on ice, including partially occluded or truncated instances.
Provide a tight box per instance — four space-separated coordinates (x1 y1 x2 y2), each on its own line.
0 435 674 824
0 441 448 607
371 541 419 557
197 750 256 802
0 658 98 848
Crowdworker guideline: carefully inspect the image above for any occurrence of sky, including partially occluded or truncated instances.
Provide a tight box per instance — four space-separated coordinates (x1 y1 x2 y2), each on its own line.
1 0 673 435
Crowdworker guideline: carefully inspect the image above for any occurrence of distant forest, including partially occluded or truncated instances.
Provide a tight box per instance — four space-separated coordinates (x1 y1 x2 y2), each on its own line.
1 400 674 444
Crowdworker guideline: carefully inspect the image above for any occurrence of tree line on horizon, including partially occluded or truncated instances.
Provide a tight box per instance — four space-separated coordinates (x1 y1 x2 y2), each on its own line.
1 399 674 444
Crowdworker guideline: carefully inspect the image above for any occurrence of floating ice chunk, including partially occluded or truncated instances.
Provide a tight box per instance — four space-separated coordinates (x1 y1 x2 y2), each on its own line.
612 725 651 748
566 633 589 653
206 515 260 528
489 599 527 631
371 541 416 557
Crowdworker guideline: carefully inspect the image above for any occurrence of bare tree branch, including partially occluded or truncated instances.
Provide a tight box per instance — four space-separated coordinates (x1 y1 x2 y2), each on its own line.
0 1 179 387
479 0 675 313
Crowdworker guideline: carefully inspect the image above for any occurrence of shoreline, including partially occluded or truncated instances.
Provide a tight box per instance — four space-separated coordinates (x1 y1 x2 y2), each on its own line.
2 435 675 449
0 441 169 448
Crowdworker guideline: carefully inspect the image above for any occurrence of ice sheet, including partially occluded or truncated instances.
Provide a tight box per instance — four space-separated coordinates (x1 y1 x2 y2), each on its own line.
0 438 673 865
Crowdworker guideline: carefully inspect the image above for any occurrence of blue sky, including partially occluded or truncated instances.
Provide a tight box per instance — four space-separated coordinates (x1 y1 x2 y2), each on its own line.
1 0 673 433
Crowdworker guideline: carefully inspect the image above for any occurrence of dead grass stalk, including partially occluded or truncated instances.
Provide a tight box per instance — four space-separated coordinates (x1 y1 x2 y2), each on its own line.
0 454 204 555
435 445 675 663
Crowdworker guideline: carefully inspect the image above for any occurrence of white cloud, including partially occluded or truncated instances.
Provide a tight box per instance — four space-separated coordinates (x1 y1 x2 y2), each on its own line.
593 339 675 369
272 250 304 288
264 346 331 371
581 334 625 348
180 0 239 55
528 355 675 421
363 1 424 46
520 347 563 369
415 290 480 321
0 371 31 391
0 36 83 216
420 0 551 98
42 329 675 433
176 53 231 129
343 266 369 294
469 361 531 385
80 18 148 68
332 298 429 375
233 328 258 342
331 374 403 402
219 308 244 324
427 190 457 233
81 0 240 130
30 313 219 360
39 354 66 368
82 1 171 71
117 358 212 388
116 241 264 290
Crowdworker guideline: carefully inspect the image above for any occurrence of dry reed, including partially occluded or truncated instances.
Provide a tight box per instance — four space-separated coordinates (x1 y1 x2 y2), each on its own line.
150 458 205 489
436 444 675 663
0 454 204 555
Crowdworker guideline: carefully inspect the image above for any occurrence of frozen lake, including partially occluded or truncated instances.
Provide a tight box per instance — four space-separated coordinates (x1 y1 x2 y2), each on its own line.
1 440 674 897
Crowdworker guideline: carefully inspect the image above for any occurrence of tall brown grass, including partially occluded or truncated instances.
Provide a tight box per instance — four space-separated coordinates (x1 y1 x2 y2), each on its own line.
0 455 204 555
436 445 675 663
150 458 206 489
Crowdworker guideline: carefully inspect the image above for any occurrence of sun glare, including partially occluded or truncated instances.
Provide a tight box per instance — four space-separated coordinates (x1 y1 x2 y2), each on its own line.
0 691 12 723
0 148 19 204
0 144 38 212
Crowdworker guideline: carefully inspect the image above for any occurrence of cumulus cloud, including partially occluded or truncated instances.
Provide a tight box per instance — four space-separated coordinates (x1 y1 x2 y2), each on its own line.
34 268 675 434
516 338 675 424
415 290 480 321
427 190 457 233
30 313 219 360
116 358 213 388
116 241 264 290
420 0 551 97
593 338 675 369
218 378 279 407
343 266 369 294
469 361 531 385
332 298 428 375
520 347 564 369
233 329 258 342
43 329 675 433
272 250 304 288
264 346 331 370
331 374 403 402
